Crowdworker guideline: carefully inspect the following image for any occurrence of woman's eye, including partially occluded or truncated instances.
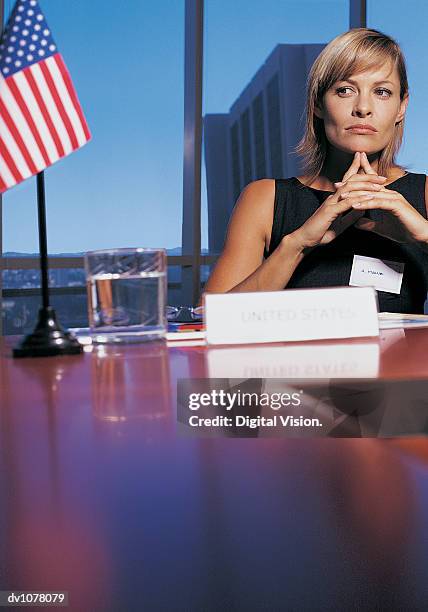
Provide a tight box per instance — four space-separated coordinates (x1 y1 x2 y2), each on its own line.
336 86 392 97
336 87 352 95
375 88 392 97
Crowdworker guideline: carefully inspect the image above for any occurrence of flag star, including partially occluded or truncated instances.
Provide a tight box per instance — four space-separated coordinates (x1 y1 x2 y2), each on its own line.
30 0 37 4
36 14 43 21
13 25 19 32
27 9 34 16
15 16 22 22
25 19 31 26
3 67 9 74
49 44 56 52
43 29 50 36
29 44 36 51
10 36 17 42
19 40 27 46
22 29 29 35
27 54 33 61
31 34 38 41
41 39 47 46
5 57 11 63
18 5 24 11
7 46 14 52
38 49 45 56
17 50 24 57
15 60 22 67
35 24 41 31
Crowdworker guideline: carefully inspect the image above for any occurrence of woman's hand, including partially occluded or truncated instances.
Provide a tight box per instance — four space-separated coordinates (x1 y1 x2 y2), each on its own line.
340 152 428 244
290 152 387 249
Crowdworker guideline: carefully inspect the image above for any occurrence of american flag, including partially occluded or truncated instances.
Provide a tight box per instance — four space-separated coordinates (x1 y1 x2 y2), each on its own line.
0 0 90 193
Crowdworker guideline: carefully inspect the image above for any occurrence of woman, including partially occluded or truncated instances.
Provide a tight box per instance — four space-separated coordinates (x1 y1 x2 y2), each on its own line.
203 28 428 313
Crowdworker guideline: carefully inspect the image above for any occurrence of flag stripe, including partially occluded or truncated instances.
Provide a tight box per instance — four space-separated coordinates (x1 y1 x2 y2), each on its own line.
14 70 60 164
0 136 24 182
0 114 32 179
46 57 86 147
0 175 8 193
39 60 79 151
23 67 65 159
56 54 91 142
6 77 51 167
0 153 18 189
0 77 47 171
31 63 73 155
0 97 39 175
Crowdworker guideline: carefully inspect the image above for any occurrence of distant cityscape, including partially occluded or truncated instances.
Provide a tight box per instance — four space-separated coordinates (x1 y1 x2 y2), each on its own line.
1 249 211 335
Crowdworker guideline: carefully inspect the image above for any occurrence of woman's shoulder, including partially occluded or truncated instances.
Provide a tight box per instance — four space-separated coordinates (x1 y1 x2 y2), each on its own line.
232 180 276 240
241 178 276 197
242 178 301 198
236 179 276 215
238 178 307 214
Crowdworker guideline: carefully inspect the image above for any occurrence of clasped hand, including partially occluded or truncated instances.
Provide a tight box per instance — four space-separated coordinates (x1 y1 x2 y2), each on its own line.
292 151 428 250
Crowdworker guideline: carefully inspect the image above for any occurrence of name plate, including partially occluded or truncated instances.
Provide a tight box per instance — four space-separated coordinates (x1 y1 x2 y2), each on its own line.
204 287 379 345
207 342 380 378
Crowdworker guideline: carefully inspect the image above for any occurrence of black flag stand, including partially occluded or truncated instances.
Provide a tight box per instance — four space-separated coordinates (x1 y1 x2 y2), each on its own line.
13 172 83 358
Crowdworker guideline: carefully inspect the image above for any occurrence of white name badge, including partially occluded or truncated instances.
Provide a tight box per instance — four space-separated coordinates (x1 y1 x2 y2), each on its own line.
204 286 379 345
349 255 404 294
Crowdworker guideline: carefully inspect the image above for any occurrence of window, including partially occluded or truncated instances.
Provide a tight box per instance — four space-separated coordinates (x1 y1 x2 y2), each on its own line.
202 0 350 254
1 1 355 333
1 0 185 333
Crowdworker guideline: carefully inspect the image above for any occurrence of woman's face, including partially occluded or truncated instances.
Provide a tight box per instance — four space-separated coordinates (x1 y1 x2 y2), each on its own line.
314 61 408 155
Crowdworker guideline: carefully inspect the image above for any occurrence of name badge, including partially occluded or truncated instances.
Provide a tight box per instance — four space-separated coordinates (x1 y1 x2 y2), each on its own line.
349 255 404 294
204 286 379 345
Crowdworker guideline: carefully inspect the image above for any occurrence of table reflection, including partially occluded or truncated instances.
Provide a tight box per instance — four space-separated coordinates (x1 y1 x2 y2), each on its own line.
91 341 171 423
0 355 113 610
207 340 380 379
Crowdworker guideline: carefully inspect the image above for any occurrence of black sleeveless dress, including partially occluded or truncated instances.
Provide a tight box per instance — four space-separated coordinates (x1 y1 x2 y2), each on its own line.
265 173 428 313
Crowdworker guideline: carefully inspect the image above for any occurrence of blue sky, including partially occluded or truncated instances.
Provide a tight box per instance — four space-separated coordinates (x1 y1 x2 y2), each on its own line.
2 0 428 253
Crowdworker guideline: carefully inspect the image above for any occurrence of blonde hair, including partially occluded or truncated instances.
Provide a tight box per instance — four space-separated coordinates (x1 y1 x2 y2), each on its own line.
295 28 408 184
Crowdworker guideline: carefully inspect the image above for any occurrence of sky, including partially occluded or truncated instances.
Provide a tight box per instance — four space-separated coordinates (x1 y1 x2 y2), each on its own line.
2 0 428 254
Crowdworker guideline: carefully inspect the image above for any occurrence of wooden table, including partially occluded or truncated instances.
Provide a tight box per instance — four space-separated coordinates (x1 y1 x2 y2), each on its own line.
1 330 428 611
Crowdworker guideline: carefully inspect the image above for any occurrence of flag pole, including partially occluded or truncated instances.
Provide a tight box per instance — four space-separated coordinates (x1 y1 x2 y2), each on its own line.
37 171 50 310
13 171 83 358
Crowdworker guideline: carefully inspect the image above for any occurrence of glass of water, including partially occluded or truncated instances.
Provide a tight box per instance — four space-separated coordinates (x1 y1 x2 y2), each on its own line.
84 248 167 343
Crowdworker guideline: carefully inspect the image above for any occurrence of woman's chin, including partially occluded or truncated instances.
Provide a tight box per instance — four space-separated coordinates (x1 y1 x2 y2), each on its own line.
330 143 377 156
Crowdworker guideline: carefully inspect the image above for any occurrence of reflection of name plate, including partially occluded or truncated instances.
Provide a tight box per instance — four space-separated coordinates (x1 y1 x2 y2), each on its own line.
204 287 379 345
207 342 380 379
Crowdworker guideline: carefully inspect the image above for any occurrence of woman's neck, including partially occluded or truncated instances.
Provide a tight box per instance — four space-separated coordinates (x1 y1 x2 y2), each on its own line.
302 149 401 191
322 149 380 185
